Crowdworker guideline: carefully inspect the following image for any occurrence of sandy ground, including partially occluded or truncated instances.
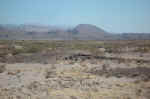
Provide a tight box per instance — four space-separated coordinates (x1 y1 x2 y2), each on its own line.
0 62 150 99
0 40 150 99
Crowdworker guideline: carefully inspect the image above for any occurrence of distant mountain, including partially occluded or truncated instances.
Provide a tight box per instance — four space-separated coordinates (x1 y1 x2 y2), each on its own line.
74 24 108 34
69 24 113 40
117 33 150 40
0 24 150 40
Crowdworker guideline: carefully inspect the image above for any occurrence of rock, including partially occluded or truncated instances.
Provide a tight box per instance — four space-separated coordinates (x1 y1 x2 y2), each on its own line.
99 48 106 52
14 45 23 50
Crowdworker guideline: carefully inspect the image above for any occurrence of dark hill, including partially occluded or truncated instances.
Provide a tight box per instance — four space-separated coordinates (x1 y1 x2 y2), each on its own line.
70 24 112 40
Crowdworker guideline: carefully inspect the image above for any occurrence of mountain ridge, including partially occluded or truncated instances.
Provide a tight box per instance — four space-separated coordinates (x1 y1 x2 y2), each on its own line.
0 24 150 40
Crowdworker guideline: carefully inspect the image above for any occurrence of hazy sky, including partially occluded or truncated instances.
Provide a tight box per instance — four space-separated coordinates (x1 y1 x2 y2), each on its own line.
0 0 150 33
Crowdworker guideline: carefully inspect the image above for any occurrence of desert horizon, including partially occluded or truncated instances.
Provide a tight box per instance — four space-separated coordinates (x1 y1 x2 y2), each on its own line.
0 0 150 99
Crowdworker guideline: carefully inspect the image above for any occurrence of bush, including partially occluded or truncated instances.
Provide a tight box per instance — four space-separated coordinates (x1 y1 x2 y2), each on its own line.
12 44 44 55
0 64 6 73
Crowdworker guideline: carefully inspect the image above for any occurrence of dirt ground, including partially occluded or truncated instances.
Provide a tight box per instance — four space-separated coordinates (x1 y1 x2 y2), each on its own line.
0 40 150 99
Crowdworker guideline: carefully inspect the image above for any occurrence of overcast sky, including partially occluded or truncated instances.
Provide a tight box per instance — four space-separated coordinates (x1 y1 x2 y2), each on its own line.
0 0 150 33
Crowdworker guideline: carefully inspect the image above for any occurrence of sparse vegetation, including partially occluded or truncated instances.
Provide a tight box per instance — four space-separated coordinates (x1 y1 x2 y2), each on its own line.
0 64 6 73
0 40 150 99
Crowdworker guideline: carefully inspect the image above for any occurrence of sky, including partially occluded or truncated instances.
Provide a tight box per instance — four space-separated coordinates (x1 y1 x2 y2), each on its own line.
0 0 150 33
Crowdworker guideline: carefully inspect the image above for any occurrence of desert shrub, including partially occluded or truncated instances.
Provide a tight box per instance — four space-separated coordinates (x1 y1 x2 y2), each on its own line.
134 47 150 53
12 44 46 54
70 96 77 99
89 66 150 81
12 48 25 55
0 64 6 73
25 45 42 53
45 67 57 79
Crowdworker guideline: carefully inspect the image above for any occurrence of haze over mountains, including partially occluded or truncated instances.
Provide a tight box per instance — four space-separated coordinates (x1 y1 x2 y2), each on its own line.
0 24 150 40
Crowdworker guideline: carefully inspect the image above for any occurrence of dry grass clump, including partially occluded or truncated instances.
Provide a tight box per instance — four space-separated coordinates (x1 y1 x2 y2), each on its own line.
89 66 150 81
0 64 6 73
134 47 150 53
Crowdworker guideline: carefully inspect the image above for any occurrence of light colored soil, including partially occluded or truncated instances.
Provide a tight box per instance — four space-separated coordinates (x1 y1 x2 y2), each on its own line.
0 62 150 99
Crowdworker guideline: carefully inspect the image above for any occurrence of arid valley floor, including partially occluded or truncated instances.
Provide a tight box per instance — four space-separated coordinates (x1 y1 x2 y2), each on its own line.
0 40 150 99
